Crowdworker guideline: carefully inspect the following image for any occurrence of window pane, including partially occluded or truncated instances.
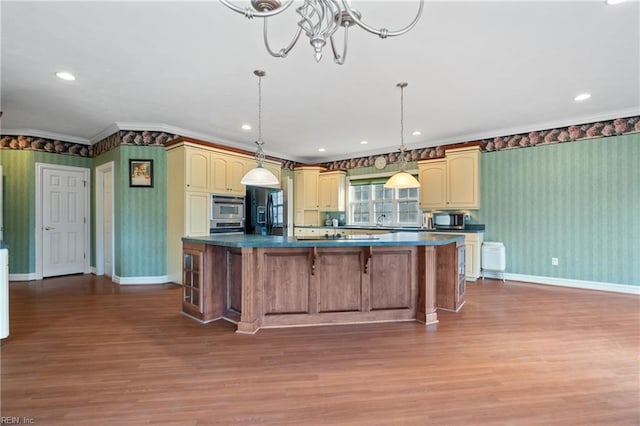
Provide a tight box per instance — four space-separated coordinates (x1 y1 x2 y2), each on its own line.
351 186 371 202
398 201 419 224
374 185 393 200
351 203 370 224
349 182 419 226
398 187 418 199
374 202 393 217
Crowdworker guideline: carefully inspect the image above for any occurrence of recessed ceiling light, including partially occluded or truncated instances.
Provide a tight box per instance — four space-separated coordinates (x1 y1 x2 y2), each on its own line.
606 0 627 5
574 93 591 102
241 124 251 130
55 71 76 81
318 148 326 152
412 130 421 136
360 140 368 145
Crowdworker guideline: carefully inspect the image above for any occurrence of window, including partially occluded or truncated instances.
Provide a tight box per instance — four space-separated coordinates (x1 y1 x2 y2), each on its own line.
349 183 419 226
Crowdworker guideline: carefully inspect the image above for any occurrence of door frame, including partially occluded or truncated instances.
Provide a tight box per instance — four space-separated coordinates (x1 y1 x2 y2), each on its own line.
95 161 115 277
35 163 91 280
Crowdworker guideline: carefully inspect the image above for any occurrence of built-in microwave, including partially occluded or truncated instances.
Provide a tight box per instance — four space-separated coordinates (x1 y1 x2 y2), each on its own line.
432 212 465 230
210 195 245 231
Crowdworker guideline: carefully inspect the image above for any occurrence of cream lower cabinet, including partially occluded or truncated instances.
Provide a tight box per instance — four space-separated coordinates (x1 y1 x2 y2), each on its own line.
431 232 483 281
418 146 481 210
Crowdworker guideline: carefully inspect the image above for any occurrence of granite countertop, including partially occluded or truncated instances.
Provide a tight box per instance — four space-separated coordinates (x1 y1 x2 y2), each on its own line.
295 224 485 233
183 232 464 248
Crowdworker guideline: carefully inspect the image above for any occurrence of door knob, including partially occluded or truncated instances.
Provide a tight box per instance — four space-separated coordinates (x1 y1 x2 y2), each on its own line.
44 226 55 231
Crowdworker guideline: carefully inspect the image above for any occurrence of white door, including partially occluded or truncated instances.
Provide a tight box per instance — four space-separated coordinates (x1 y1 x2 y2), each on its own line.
41 166 88 277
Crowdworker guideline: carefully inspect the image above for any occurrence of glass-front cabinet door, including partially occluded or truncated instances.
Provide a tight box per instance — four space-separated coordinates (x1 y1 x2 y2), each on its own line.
183 248 203 313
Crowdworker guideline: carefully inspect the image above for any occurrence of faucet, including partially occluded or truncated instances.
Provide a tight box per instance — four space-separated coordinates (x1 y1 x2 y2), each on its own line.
376 214 387 227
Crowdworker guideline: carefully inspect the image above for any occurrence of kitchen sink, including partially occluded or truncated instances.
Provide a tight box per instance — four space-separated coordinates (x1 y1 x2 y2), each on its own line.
344 235 380 240
295 235 380 241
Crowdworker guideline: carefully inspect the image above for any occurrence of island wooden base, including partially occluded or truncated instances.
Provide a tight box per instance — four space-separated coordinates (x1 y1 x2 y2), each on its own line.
182 242 462 333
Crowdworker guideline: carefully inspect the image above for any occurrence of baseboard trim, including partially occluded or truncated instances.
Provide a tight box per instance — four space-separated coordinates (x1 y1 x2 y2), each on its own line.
112 275 172 285
8 273 38 281
480 271 640 295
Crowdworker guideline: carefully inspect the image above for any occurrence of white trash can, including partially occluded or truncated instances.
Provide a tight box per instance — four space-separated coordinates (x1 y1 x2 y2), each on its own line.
481 242 505 282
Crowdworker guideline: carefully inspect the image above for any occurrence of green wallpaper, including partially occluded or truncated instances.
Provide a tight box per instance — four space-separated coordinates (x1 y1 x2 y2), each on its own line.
115 146 167 277
475 134 639 286
1 146 166 279
2 132 637 287
0 150 91 274
93 145 167 278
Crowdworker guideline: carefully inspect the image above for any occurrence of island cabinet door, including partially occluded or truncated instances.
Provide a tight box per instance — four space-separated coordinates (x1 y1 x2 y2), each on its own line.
182 245 204 318
367 247 416 311
260 248 313 315
315 247 364 313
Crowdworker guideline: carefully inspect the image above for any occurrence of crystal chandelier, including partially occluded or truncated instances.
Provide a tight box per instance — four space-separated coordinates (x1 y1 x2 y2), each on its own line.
219 0 424 65
384 82 420 189
240 70 280 187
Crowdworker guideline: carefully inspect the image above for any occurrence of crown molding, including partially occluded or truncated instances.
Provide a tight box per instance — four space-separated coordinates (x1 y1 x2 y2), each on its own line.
89 123 122 144
0 129 91 145
6 109 638 164
111 122 295 162
413 108 640 152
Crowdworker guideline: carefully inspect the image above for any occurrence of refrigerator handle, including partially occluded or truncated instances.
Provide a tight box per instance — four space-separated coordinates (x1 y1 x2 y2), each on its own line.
267 194 273 234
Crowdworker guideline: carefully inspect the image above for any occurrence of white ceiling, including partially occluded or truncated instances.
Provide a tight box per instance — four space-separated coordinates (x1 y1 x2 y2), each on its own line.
1 1 639 163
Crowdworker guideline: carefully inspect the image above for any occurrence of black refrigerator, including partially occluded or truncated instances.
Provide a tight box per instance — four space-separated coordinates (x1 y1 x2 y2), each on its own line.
245 186 286 236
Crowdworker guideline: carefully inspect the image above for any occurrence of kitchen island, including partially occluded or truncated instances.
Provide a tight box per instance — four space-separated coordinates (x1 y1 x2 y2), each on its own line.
181 232 465 333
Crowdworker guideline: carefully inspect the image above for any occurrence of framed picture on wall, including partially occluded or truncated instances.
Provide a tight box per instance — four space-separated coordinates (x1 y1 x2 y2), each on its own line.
129 159 153 188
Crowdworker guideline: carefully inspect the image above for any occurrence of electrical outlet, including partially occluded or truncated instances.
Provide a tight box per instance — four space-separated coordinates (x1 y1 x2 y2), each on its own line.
551 257 559 266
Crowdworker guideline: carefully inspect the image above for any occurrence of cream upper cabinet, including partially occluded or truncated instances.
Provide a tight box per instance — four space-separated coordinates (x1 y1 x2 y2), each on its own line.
210 152 247 196
293 166 325 226
185 147 211 192
447 147 480 208
318 171 346 211
418 146 480 210
418 159 447 209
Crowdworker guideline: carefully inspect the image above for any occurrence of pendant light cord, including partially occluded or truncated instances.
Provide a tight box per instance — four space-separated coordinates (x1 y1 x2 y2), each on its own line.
258 73 262 144
398 82 408 171
254 70 266 167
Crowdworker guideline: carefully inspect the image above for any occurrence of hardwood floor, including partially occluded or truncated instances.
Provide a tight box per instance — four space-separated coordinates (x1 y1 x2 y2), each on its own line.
1 275 638 425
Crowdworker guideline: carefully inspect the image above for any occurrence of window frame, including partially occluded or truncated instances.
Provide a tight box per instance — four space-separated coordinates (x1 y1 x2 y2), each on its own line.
348 181 420 227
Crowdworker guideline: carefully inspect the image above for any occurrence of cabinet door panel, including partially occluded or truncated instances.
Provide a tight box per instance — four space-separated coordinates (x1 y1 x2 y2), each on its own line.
303 172 319 209
370 249 413 310
447 154 478 207
318 175 333 210
210 156 229 194
317 249 362 312
262 251 310 314
227 157 246 195
186 149 210 192
185 192 210 236
419 162 447 209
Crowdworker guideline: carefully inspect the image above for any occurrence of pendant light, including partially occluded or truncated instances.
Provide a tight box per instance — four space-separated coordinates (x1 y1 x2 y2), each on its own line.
240 70 280 187
384 82 420 189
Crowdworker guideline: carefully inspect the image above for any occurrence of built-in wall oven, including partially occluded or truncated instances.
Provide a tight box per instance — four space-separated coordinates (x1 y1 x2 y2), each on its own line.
210 195 245 233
